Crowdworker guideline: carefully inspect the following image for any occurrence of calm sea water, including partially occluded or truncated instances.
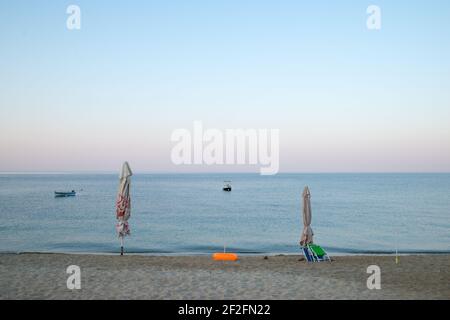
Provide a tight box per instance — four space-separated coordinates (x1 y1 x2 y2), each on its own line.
0 173 449 255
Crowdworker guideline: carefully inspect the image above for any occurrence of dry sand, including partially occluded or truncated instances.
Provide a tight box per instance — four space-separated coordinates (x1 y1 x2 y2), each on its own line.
0 253 448 300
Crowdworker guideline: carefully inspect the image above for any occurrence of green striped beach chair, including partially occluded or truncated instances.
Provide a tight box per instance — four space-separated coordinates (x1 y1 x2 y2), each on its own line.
304 244 331 262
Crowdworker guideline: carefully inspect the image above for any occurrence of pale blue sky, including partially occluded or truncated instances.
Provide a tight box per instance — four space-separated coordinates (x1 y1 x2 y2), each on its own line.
0 1 449 172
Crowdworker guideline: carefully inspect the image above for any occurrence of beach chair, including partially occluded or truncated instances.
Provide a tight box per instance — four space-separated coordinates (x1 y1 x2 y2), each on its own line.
307 244 331 262
301 246 315 262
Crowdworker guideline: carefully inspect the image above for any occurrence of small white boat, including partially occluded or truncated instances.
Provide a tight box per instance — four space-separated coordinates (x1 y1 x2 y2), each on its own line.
223 181 232 192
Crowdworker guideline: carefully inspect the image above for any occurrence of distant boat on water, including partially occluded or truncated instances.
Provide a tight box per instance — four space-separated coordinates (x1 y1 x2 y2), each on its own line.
54 190 76 197
223 181 232 192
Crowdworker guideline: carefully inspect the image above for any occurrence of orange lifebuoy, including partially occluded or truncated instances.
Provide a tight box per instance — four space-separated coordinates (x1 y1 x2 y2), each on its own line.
212 253 238 261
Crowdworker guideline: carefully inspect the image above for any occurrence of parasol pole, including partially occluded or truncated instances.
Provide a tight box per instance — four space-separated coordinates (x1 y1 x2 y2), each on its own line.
120 236 124 256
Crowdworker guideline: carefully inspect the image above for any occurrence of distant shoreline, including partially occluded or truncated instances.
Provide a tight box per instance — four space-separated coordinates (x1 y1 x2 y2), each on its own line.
2 251 450 257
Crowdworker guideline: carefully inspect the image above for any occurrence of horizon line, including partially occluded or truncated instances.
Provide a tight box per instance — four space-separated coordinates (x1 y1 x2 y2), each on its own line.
1 171 449 175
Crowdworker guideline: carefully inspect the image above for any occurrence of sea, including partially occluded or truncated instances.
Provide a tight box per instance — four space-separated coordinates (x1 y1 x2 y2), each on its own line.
0 173 449 255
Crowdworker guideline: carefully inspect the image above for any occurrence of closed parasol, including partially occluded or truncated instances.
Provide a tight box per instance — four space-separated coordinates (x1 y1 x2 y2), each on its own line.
116 161 132 255
300 186 313 246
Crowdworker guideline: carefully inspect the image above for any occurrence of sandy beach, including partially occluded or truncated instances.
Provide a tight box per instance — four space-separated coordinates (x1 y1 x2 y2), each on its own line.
0 253 448 300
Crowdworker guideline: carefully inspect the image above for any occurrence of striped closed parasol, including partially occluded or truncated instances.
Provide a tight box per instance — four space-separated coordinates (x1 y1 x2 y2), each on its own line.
116 161 132 255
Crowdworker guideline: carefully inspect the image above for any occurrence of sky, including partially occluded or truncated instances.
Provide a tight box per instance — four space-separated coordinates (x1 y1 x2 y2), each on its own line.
0 0 449 173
